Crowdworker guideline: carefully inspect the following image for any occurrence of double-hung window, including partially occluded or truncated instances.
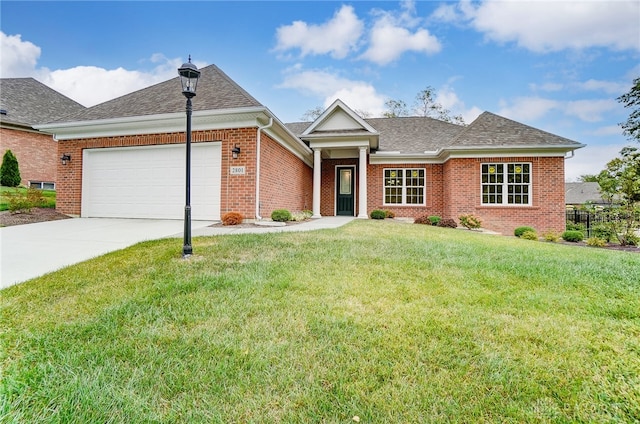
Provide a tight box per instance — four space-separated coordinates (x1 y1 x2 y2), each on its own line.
384 168 425 205
481 163 531 205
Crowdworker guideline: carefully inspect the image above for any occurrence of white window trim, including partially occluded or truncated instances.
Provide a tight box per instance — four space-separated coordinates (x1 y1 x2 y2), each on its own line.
383 168 426 206
480 162 532 206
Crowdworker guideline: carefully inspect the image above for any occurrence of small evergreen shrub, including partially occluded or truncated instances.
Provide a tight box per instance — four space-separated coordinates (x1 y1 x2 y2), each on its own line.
542 230 560 242
384 210 395 219
437 218 457 228
521 230 538 241
221 211 243 226
565 222 586 233
271 209 292 222
562 230 584 242
592 224 614 242
428 216 441 226
586 237 607 247
459 214 482 230
370 209 386 220
1 150 21 187
514 226 535 238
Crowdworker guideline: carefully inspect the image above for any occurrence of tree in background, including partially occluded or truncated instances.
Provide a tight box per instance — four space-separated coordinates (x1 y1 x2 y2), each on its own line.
1 150 21 187
618 77 640 143
412 87 466 125
578 174 599 182
382 99 409 118
596 146 640 245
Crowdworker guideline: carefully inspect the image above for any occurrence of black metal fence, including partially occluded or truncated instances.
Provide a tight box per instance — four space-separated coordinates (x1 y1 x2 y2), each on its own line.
565 209 602 237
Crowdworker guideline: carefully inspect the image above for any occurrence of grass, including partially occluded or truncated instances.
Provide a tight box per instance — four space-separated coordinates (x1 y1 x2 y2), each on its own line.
1 220 639 423
0 186 56 211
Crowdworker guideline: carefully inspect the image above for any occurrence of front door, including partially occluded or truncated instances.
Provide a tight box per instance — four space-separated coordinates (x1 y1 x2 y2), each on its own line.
336 167 355 216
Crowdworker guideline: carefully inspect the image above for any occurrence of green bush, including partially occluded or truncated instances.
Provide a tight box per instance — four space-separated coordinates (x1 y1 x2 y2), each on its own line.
521 230 538 241
586 237 607 247
566 222 586 233
459 214 482 230
542 230 560 242
271 209 292 222
591 224 614 242
514 226 535 237
1 150 21 187
4 187 46 213
437 218 458 228
428 216 441 226
370 209 386 220
562 230 584 242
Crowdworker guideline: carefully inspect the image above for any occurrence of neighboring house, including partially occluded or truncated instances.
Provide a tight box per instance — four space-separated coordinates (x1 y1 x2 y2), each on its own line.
565 182 614 208
37 64 584 234
0 78 86 189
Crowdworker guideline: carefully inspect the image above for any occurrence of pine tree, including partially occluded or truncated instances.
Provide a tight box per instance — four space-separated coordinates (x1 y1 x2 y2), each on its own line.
1 150 22 187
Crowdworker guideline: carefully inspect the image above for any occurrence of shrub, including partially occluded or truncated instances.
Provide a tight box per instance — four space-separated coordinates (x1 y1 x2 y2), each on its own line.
542 230 560 242
459 214 482 230
271 209 292 222
370 209 386 220
428 216 441 226
384 210 396 219
221 211 243 226
591 224 614 242
1 150 21 187
414 215 430 225
586 237 607 247
521 230 539 241
566 222 586 233
514 226 535 237
625 233 640 246
437 218 458 229
5 188 45 213
562 230 584 242
291 210 312 221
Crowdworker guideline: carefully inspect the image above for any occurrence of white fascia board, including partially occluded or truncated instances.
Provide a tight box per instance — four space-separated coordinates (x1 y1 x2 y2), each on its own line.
36 108 270 140
370 152 443 164
309 139 370 150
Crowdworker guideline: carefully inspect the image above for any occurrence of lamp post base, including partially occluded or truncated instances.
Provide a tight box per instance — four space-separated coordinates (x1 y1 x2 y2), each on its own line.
182 205 192 258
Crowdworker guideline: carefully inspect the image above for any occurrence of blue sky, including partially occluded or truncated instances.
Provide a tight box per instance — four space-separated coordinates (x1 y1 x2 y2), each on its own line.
2 0 639 181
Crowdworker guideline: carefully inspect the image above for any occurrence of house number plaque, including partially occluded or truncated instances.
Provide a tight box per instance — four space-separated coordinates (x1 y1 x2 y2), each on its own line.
230 166 246 175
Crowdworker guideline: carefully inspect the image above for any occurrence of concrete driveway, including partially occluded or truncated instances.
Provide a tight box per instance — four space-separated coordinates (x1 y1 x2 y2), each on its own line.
0 218 215 289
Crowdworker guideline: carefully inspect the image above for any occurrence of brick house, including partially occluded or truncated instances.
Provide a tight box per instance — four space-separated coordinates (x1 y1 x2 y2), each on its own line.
38 64 584 234
1 78 86 189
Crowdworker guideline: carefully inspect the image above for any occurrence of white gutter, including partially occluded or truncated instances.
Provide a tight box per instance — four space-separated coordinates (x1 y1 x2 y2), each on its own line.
255 117 273 220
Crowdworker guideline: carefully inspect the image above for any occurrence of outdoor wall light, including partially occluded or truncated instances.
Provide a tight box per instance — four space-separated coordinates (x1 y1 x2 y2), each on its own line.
60 154 71 165
232 145 241 159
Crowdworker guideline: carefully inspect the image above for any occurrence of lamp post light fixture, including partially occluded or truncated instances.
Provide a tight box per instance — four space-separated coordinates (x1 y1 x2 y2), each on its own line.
178 56 201 258
60 154 71 165
232 145 241 159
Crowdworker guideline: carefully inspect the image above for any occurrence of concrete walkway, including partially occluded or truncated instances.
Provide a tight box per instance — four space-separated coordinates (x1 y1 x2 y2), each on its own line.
0 216 354 290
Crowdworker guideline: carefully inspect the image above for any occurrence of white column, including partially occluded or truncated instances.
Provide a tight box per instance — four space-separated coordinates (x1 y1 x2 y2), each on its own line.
358 146 368 218
312 148 322 218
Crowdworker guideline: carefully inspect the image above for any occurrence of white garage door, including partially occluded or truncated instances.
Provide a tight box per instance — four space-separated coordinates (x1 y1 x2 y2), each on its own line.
82 143 221 220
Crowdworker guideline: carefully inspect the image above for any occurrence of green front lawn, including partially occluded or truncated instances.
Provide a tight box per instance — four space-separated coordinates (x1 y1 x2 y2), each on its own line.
1 221 639 423
0 186 56 211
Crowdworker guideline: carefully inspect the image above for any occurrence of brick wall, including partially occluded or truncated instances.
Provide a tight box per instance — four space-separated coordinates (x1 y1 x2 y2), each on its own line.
259 134 313 218
1 127 57 187
443 157 566 234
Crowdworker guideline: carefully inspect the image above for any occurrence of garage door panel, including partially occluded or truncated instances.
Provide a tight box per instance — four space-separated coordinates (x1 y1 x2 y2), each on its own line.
82 143 220 220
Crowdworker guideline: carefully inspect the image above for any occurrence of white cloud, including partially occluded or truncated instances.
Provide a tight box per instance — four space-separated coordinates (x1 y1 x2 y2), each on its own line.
564 99 618 122
498 97 560 121
360 2 441 65
434 0 640 53
576 79 629 95
278 68 386 117
274 5 364 59
565 143 629 181
0 31 41 77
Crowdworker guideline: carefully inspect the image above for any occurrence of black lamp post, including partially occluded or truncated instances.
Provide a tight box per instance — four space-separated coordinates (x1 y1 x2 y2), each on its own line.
178 56 200 258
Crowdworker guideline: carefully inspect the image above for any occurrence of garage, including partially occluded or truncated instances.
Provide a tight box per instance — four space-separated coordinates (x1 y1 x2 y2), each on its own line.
81 142 221 220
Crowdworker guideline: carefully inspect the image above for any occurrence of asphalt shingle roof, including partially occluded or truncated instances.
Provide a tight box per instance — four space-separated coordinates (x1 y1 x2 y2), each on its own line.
0 78 86 127
54 64 263 123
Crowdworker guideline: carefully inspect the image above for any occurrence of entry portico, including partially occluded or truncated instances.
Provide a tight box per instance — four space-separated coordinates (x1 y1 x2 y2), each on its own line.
301 100 378 218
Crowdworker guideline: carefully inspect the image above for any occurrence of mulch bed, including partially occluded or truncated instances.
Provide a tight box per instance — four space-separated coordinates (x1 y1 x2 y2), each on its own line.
0 208 71 227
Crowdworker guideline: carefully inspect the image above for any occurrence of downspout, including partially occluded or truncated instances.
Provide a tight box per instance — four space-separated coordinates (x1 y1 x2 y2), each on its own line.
255 117 273 220
565 150 575 159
